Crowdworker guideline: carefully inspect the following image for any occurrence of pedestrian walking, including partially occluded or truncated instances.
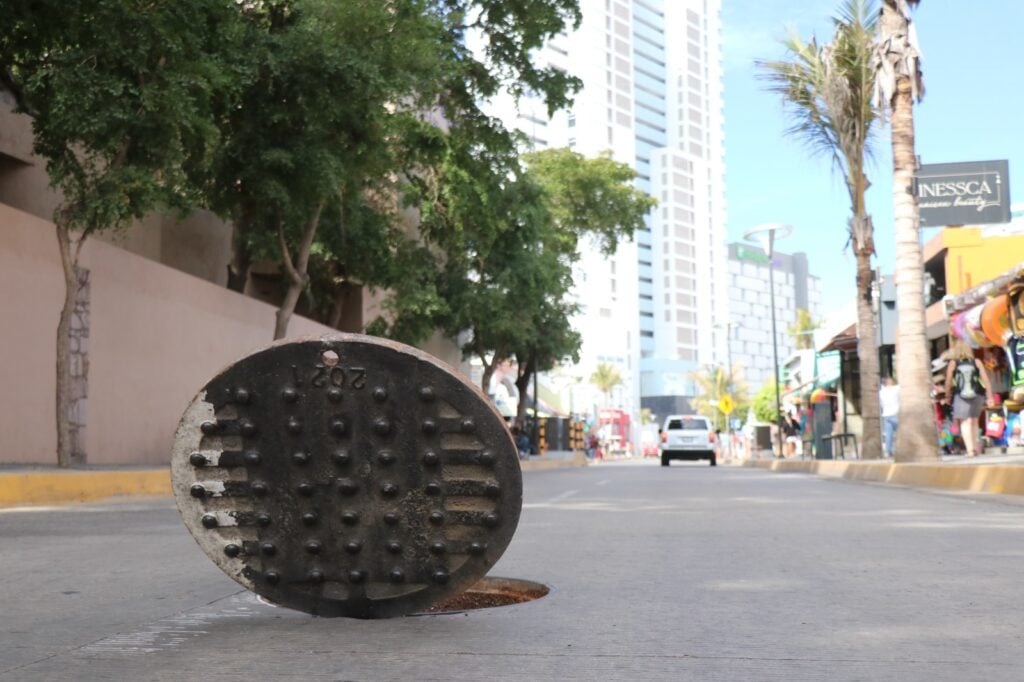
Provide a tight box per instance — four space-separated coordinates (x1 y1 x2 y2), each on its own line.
512 425 531 460
879 376 900 458
943 340 994 458
781 412 801 458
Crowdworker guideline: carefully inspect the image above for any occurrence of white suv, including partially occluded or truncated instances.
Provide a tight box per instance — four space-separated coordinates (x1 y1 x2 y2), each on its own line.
659 415 716 467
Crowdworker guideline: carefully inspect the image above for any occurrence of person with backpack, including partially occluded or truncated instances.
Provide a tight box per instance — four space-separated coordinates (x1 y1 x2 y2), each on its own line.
943 340 994 457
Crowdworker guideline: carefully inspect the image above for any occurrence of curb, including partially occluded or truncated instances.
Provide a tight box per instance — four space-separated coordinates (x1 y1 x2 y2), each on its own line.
740 458 1024 496
0 468 172 508
521 450 589 471
0 453 587 508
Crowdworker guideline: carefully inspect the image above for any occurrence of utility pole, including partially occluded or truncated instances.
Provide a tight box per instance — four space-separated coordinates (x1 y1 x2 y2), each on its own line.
744 224 793 459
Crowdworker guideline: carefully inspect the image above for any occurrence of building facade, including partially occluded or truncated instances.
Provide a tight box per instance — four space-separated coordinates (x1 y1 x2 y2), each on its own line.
486 0 727 421
726 242 822 388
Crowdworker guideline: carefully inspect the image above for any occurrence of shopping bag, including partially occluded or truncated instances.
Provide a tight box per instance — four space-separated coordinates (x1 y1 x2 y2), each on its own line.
986 413 1006 439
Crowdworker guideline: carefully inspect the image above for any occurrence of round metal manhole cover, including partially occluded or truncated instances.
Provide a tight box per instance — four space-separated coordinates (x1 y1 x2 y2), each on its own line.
171 334 522 618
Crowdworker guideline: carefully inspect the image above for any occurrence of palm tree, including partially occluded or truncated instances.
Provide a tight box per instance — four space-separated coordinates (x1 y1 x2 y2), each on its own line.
788 308 823 350
589 363 623 407
689 364 749 432
758 0 884 458
873 0 936 461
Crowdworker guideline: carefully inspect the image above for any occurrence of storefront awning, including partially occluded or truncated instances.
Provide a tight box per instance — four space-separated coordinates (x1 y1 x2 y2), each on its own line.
819 324 857 354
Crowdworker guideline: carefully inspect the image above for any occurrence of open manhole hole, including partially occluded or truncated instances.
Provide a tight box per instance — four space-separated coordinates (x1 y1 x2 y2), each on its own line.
417 576 549 614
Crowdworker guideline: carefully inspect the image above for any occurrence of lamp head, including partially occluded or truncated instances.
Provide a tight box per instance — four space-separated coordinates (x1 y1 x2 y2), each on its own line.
742 223 793 257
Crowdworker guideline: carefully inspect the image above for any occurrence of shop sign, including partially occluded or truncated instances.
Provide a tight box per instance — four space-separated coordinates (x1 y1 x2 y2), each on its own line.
815 351 842 387
916 160 1011 227
735 244 770 264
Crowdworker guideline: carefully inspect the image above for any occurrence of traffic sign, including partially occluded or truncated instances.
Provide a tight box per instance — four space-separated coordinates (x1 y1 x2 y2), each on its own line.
718 395 734 415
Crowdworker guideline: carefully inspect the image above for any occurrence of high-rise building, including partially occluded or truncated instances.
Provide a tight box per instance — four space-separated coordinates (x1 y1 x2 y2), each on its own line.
726 243 822 388
485 0 726 421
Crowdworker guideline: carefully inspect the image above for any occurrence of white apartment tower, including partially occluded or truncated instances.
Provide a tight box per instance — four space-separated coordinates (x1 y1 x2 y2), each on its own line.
486 0 727 418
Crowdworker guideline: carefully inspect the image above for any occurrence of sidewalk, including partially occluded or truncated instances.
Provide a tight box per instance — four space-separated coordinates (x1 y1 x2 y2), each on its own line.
0 450 587 508
737 449 1024 496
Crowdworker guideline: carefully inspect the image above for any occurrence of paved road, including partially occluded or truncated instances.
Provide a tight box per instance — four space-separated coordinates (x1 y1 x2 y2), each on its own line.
3 461 1024 680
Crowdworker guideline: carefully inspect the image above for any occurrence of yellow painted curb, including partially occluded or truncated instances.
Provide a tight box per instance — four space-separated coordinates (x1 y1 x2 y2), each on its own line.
521 451 588 471
0 468 172 508
0 453 586 508
740 459 1024 496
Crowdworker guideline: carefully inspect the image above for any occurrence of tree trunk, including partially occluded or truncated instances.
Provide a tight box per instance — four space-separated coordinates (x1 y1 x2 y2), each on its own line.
226 208 253 293
515 354 536 422
480 357 496 396
273 205 323 340
274 282 303 340
890 75 938 461
54 220 77 468
854 241 882 459
328 283 346 329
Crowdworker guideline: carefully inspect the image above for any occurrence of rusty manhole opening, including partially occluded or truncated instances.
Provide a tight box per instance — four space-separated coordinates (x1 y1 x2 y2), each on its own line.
418 576 549 614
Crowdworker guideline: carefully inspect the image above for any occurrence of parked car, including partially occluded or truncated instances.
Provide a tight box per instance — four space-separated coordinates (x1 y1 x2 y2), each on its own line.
659 415 716 467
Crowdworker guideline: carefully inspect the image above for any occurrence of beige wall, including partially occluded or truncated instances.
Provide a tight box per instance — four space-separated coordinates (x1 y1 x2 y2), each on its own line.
1 203 63 463
0 93 36 162
0 101 231 288
0 202 335 465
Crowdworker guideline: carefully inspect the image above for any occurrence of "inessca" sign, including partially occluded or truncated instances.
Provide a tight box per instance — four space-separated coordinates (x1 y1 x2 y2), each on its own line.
915 160 1010 227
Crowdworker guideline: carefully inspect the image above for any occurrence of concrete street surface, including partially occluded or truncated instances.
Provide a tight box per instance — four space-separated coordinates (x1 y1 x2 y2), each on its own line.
3 460 1024 681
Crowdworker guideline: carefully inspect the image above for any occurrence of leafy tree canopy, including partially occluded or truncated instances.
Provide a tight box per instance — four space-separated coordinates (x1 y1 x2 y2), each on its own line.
788 308 822 350
0 0 240 235
590 363 623 400
524 148 656 256
752 381 783 424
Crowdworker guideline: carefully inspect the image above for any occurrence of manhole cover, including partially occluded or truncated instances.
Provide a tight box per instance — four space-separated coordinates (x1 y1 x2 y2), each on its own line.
171 334 522 618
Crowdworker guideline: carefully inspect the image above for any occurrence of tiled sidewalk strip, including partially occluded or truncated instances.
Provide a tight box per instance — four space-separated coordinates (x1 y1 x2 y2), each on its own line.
741 458 1024 496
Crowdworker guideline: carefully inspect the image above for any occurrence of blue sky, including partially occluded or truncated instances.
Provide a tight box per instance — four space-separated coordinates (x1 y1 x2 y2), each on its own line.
721 0 1024 313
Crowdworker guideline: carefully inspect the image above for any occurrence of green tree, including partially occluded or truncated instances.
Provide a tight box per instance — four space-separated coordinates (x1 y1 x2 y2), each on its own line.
213 0 584 338
373 142 654 405
511 148 656 417
511 292 582 420
689 364 749 431
0 0 238 466
523 148 657 255
590 363 623 406
202 0 439 339
370 123 555 393
874 0 937 462
752 381 783 425
788 308 822 350
758 0 884 458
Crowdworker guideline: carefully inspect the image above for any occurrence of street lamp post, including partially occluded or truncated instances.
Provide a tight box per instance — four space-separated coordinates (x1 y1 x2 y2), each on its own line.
743 223 793 459
715 322 734 458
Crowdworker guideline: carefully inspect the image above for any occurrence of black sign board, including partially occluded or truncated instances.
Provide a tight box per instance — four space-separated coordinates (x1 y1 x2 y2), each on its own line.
915 160 1010 227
